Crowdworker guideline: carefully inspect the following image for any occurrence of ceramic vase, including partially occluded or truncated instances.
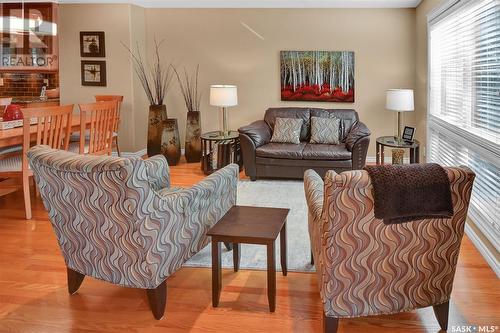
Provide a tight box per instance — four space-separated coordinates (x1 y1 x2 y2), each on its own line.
161 118 181 166
184 111 201 163
147 104 167 157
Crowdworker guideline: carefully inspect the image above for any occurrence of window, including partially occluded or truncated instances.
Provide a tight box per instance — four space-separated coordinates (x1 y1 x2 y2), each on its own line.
428 0 499 251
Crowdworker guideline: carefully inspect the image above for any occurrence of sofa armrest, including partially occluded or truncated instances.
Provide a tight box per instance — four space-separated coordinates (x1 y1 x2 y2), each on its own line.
238 120 271 181
144 155 171 190
351 136 370 170
345 121 371 152
238 120 272 148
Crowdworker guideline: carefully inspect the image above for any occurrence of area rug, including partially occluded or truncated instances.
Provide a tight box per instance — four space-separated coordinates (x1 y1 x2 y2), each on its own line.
183 179 315 272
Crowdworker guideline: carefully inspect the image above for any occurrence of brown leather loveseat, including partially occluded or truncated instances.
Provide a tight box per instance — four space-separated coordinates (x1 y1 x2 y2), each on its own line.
238 107 370 180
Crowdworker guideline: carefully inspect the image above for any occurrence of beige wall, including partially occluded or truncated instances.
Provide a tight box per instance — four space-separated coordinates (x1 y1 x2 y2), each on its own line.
59 5 416 154
144 8 416 157
415 0 443 161
58 4 136 151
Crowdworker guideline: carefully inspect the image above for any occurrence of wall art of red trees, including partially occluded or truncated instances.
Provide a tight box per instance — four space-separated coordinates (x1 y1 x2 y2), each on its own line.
280 51 354 102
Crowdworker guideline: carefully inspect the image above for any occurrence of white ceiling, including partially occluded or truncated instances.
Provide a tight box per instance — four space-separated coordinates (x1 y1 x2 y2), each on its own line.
56 0 423 8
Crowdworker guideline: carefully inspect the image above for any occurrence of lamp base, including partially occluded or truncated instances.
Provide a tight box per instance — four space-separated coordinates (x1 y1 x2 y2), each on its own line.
221 107 229 137
396 111 403 144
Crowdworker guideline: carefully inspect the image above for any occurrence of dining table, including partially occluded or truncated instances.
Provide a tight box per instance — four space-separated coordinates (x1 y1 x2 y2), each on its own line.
0 114 84 149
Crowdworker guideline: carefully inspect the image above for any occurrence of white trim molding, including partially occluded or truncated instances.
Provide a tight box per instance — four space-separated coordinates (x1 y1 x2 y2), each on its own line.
56 0 422 8
111 148 147 158
465 223 500 278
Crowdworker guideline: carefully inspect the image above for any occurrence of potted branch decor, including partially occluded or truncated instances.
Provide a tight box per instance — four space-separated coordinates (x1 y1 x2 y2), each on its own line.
174 65 202 163
123 39 181 165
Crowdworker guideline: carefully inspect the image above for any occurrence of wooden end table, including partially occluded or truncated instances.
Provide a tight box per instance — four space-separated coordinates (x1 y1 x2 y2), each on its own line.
207 205 289 312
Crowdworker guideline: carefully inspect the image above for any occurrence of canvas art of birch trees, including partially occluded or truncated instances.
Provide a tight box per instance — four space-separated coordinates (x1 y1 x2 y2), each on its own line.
280 51 354 102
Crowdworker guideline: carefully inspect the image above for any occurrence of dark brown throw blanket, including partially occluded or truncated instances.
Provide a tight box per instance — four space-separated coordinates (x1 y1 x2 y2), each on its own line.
364 163 454 225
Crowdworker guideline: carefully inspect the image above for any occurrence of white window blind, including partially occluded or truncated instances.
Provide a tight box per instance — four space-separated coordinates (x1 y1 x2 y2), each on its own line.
428 0 500 251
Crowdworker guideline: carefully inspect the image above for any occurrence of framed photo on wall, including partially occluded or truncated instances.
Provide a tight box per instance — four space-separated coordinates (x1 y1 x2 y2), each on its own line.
280 50 354 102
81 60 107 86
80 31 105 57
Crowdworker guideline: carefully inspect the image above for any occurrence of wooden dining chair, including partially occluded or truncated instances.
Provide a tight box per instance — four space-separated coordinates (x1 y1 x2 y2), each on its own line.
95 95 123 156
0 104 74 219
75 101 119 156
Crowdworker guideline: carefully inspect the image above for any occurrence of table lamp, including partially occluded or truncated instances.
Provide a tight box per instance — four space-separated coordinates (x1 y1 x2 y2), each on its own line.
386 89 414 142
210 85 238 137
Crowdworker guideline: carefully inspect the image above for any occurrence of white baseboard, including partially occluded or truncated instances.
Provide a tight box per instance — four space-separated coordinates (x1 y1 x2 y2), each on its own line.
112 148 147 158
465 223 500 278
113 148 185 158
366 156 410 164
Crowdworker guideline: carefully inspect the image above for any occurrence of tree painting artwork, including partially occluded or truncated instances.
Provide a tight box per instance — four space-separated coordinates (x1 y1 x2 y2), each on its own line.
280 51 354 102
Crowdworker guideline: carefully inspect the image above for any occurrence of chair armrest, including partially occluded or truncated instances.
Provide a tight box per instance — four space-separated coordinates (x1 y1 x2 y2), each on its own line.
144 155 170 190
304 169 324 223
144 164 239 287
238 120 272 148
156 163 238 224
345 121 371 152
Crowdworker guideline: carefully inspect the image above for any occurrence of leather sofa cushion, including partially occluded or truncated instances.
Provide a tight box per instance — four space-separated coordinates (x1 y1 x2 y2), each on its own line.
264 107 310 141
310 108 359 142
256 142 306 159
302 144 352 160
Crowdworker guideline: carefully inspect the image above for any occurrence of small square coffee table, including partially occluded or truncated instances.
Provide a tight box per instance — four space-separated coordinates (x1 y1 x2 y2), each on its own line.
207 205 289 312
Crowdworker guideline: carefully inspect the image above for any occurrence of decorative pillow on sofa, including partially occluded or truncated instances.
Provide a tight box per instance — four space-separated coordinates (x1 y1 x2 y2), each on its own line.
310 116 341 144
270 118 303 144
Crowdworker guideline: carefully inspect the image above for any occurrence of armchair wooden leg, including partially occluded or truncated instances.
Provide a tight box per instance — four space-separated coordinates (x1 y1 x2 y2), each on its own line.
147 281 167 320
67 268 85 294
433 301 449 331
323 313 338 333
113 137 121 157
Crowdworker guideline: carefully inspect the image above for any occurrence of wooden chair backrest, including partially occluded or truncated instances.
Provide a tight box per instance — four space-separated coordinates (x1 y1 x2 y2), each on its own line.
78 101 118 156
95 95 123 133
22 104 74 172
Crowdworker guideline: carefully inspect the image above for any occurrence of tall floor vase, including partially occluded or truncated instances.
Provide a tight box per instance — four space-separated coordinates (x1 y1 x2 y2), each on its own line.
147 105 167 157
184 111 201 163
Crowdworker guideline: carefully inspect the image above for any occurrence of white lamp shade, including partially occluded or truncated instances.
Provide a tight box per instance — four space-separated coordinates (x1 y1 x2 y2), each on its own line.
210 85 238 107
386 89 414 112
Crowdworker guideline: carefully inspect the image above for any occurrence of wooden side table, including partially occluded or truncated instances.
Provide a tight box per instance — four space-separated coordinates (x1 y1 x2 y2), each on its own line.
207 205 289 312
376 136 420 165
201 130 242 175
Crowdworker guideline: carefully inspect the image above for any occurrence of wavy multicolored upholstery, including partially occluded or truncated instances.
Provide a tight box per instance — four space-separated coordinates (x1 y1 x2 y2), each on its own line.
27 145 238 319
304 166 475 332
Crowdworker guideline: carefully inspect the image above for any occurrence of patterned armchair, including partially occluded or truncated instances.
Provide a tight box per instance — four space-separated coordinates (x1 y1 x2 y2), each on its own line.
304 166 475 333
27 145 239 320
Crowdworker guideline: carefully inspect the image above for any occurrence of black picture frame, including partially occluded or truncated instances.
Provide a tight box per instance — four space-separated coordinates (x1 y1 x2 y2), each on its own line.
80 31 105 57
81 60 107 87
402 126 415 141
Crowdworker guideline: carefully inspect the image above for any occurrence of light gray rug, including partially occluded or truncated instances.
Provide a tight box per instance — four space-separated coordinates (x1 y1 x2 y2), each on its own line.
183 179 315 272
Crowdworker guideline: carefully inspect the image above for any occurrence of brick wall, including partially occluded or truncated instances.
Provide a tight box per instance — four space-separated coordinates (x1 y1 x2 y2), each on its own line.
0 73 59 97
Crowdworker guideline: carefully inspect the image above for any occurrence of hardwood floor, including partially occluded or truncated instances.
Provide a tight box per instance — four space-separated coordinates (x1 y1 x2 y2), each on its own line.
0 159 498 333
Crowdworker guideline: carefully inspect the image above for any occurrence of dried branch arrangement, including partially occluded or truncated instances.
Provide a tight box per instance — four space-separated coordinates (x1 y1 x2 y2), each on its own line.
122 38 174 106
173 64 201 112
